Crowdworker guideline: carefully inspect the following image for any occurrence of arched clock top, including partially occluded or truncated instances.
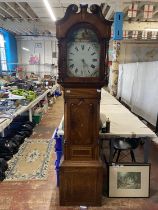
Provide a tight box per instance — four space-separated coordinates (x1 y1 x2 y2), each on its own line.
56 4 112 40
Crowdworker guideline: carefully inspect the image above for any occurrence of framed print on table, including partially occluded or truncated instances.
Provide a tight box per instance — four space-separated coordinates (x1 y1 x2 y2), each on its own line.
108 163 150 198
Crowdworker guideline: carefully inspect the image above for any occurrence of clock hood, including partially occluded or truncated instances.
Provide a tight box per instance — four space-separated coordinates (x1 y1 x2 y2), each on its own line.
56 4 112 40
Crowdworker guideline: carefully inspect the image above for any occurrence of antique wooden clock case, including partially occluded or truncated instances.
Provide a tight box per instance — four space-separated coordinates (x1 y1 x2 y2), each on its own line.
56 4 112 206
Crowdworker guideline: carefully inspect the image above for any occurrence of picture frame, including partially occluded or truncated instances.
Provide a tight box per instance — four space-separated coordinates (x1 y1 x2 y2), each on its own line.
108 163 150 198
35 43 42 48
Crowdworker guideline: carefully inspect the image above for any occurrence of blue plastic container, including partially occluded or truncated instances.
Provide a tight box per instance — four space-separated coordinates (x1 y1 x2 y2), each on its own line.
55 151 62 168
55 167 60 187
54 136 62 151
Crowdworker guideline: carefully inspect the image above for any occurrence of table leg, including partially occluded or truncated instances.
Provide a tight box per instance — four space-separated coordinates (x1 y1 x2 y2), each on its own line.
144 137 150 163
109 139 114 162
29 108 33 122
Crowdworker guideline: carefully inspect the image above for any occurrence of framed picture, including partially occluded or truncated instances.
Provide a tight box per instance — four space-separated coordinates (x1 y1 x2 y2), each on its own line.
108 163 150 198
35 43 42 48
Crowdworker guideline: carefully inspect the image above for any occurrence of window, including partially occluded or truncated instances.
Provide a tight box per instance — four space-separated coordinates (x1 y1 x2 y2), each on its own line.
0 34 7 72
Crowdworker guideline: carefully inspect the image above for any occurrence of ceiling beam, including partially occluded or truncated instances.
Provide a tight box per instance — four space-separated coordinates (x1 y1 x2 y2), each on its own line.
102 3 110 17
24 2 39 20
123 21 158 31
105 7 115 20
0 8 13 20
122 6 129 20
133 3 145 22
16 2 34 20
5 2 23 21
0 12 6 20
152 4 158 17
0 7 13 20
153 9 158 16
13 2 29 21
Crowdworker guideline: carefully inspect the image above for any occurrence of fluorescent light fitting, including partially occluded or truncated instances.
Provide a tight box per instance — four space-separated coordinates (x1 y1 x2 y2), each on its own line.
43 0 56 22
145 28 158 31
22 47 30 51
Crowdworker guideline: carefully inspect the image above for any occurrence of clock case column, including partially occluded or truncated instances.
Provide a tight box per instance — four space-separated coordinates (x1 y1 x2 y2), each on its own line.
60 88 103 206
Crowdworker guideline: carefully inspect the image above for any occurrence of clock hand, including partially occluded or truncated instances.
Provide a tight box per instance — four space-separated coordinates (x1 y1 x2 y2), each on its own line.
81 59 85 76
81 58 85 64
91 70 97 76
81 59 88 67
81 58 90 76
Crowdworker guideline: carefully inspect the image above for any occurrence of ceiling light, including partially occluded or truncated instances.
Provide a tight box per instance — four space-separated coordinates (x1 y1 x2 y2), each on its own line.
43 0 56 22
145 28 158 31
22 47 30 52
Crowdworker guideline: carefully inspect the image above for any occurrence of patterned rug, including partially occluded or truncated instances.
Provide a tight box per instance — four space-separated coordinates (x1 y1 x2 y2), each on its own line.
5 138 54 181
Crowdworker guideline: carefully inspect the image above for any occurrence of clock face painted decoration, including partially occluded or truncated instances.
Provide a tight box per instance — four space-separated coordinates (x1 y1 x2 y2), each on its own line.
67 28 100 77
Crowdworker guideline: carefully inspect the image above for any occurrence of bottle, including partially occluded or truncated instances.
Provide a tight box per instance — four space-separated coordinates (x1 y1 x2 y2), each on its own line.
101 122 106 133
106 118 110 133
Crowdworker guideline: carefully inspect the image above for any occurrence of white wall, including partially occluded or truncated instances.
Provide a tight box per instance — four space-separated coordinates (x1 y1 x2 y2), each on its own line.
119 40 158 64
16 36 58 78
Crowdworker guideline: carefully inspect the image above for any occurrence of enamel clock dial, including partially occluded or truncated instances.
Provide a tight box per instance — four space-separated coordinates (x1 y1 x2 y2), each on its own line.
67 28 100 77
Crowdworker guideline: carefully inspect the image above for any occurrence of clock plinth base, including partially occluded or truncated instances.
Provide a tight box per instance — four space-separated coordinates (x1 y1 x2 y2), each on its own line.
59 160 103 206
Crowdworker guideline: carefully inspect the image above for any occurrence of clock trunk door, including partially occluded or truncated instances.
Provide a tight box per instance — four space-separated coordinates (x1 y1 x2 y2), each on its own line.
64 97 99 160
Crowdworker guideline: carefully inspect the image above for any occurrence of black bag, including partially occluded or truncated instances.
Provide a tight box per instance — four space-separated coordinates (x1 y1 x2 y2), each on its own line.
0 158 8 171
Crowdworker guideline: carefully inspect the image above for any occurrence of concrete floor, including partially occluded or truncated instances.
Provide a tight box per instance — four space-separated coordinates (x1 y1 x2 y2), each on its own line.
0 95 158 210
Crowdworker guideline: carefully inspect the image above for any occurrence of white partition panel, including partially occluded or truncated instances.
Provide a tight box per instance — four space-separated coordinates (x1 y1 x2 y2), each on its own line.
118 63 137 107
118 61 158 126
131 61 158 126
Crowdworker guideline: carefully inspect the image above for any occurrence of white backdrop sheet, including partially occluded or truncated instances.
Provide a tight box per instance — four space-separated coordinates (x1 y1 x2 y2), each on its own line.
118 63 137 106
117 61 158 126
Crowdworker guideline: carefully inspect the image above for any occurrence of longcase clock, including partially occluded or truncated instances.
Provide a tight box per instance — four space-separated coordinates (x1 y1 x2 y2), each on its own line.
56 4 112 206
